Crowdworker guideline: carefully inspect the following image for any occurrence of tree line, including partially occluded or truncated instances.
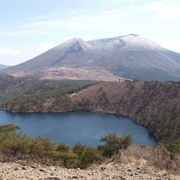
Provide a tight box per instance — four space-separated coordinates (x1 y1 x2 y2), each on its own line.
0 124 132 168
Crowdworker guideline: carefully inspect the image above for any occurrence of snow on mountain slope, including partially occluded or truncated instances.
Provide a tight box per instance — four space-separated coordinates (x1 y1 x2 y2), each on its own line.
88 34 164 50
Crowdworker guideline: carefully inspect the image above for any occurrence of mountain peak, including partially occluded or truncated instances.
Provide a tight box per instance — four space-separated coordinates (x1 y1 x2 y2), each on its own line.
121 34 139 37
129 34 138 36
120 35 164 50
55 37 94 51
66 37 83 44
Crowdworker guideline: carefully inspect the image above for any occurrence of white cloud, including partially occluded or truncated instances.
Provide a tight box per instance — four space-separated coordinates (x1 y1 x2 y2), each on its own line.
0 47 21 55
37 42 56 53
145 1 180 20
3 2 179 38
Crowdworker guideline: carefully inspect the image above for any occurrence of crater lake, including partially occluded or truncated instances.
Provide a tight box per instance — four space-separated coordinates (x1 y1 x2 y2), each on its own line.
0 110 156 147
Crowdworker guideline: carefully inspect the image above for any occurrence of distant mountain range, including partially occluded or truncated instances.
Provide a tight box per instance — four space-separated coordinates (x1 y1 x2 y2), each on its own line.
0 64 10 70
1 34 180 81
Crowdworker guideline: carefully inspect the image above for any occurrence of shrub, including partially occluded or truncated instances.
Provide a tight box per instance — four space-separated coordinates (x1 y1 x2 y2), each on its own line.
98 133 132 157
55 143 78 168
73 143 102 168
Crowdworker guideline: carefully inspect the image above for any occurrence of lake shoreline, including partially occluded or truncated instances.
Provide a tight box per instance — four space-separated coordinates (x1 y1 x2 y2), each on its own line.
0 109 156 147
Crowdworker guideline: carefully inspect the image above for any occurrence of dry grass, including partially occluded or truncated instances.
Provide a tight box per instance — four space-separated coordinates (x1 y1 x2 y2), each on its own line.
109 145 180 175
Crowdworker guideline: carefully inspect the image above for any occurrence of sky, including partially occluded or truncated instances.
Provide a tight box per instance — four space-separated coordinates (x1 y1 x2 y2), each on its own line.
0 0 180 66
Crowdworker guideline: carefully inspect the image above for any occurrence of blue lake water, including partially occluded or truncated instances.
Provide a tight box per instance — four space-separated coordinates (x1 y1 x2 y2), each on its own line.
0 110 156 147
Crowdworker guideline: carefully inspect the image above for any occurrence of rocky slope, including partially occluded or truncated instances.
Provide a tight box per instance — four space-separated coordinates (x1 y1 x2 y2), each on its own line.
0 161 179 180
2 34 180 81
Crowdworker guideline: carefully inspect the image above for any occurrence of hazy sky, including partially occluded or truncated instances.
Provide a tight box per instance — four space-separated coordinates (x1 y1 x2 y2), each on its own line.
0 0 180 65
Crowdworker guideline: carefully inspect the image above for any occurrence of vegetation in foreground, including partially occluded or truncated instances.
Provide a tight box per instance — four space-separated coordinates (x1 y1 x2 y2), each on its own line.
0 124 132 169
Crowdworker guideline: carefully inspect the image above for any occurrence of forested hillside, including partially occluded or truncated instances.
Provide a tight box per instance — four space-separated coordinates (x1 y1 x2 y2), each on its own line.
0 74 98 112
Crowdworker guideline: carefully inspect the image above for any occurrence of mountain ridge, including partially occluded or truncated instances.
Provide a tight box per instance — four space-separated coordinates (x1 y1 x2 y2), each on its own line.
1 34 180 81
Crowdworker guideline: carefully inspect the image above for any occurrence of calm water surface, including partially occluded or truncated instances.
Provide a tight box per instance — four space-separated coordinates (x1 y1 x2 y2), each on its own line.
0 110 156 147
